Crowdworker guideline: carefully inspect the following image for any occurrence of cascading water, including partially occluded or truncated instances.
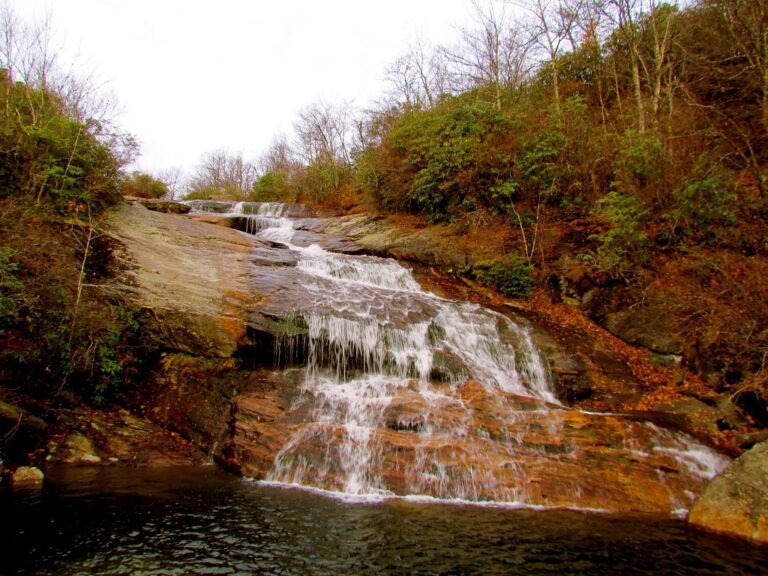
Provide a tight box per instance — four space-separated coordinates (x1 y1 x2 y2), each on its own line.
189 202 730 510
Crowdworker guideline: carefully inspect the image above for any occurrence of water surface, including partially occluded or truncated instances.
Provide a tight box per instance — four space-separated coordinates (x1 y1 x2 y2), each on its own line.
2 467 765 575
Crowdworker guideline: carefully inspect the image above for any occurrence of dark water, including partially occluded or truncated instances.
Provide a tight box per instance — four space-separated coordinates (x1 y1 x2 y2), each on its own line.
2 467 765 576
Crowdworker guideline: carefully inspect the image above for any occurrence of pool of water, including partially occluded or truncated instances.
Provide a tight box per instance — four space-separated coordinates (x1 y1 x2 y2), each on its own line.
2 466 765 575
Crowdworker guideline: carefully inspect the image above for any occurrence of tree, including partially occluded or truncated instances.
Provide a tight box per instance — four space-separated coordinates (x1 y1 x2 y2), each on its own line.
0 6 120 129
259 133 298 175
513 0 582 114
186 150 257 199
709 0 768 137
157 166 184 200
293 100 356 197
385 35 450 109
444 0 532 109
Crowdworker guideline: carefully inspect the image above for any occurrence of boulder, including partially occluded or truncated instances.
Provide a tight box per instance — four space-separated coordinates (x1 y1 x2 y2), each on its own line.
0 400 47 464
11 466 44 489
603 305 684 355
54 432 101 464
688 440 768 543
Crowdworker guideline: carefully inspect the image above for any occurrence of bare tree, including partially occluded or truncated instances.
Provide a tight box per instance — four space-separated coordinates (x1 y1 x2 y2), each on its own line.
643 1 677 126
512 0 582 114
157 166 185 200
294 100 354 167
604 0 648 130
0 4 124 155
259 133 298 175
385 35 450 108
0 5 56 87
712 0 768 135
444 0 532 109
188 150 258 198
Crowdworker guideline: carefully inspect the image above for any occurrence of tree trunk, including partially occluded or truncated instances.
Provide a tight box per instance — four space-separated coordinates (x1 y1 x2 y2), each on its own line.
632 55 645 132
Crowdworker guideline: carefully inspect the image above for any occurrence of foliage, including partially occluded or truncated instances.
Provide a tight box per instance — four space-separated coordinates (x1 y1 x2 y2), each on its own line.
121 171 169 199
252 171 292 202
611 129 667 203
474 254 534 298
381 95 511 222
0 247 24 332
591 191 648 274
0 71 129 213
186 149 257 200
668 174 737 243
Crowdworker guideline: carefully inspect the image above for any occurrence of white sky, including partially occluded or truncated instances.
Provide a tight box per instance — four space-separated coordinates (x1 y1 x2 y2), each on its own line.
6 0 472 176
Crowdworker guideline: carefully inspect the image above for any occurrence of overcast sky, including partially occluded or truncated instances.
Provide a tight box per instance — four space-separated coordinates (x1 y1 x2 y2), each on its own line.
6 0 472 176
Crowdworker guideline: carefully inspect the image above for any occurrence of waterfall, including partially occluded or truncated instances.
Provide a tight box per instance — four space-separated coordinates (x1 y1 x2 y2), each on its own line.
243 204 559 498
230 202 728 508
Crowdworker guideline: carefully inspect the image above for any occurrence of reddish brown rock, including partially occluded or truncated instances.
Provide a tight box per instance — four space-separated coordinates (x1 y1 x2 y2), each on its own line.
224 372 729 514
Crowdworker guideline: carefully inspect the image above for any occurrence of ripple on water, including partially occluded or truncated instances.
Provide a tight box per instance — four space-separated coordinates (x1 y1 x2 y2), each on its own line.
1 467 766 576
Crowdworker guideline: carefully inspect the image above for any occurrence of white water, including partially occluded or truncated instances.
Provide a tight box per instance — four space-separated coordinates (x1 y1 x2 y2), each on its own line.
207 202 730 506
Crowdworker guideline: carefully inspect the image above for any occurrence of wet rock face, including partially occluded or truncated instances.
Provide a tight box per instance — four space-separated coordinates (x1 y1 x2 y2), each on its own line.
225 371 727 514
689 441 768 544
137 354 241 455
99 202 732 516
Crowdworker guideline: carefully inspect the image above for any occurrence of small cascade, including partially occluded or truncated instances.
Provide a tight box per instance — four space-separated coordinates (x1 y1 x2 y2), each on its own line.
233 203 729 510
185 201 298 237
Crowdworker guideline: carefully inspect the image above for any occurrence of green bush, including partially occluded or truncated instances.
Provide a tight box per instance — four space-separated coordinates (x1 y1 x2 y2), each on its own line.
591 191 648 274
612 129 667 202
122 172 169 199
383 94 510 222
0 73 127 212
0 247 24 332
669 175 736 242
475 255 535 298
253 171 291 202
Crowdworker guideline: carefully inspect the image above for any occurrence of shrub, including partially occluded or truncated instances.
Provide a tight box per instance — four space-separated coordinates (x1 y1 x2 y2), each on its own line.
253 171 291 202
669 174 736 242
121 172 169 199
591 191 648 274
0 247 24 332
475 254 535 298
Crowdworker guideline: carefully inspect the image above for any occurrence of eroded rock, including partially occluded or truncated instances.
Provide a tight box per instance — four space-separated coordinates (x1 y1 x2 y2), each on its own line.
689 440 768 543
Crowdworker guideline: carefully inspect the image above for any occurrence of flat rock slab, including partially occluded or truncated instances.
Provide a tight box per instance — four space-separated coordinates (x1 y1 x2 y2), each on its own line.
103 202 261 357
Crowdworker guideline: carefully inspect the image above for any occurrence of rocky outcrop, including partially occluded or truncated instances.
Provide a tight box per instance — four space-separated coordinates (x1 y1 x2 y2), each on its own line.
688 441 768 543
124 196 192 214
46 407 203 467
11 466 44 489
102 202 261 357
314 215 481 267
84 202 732 517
